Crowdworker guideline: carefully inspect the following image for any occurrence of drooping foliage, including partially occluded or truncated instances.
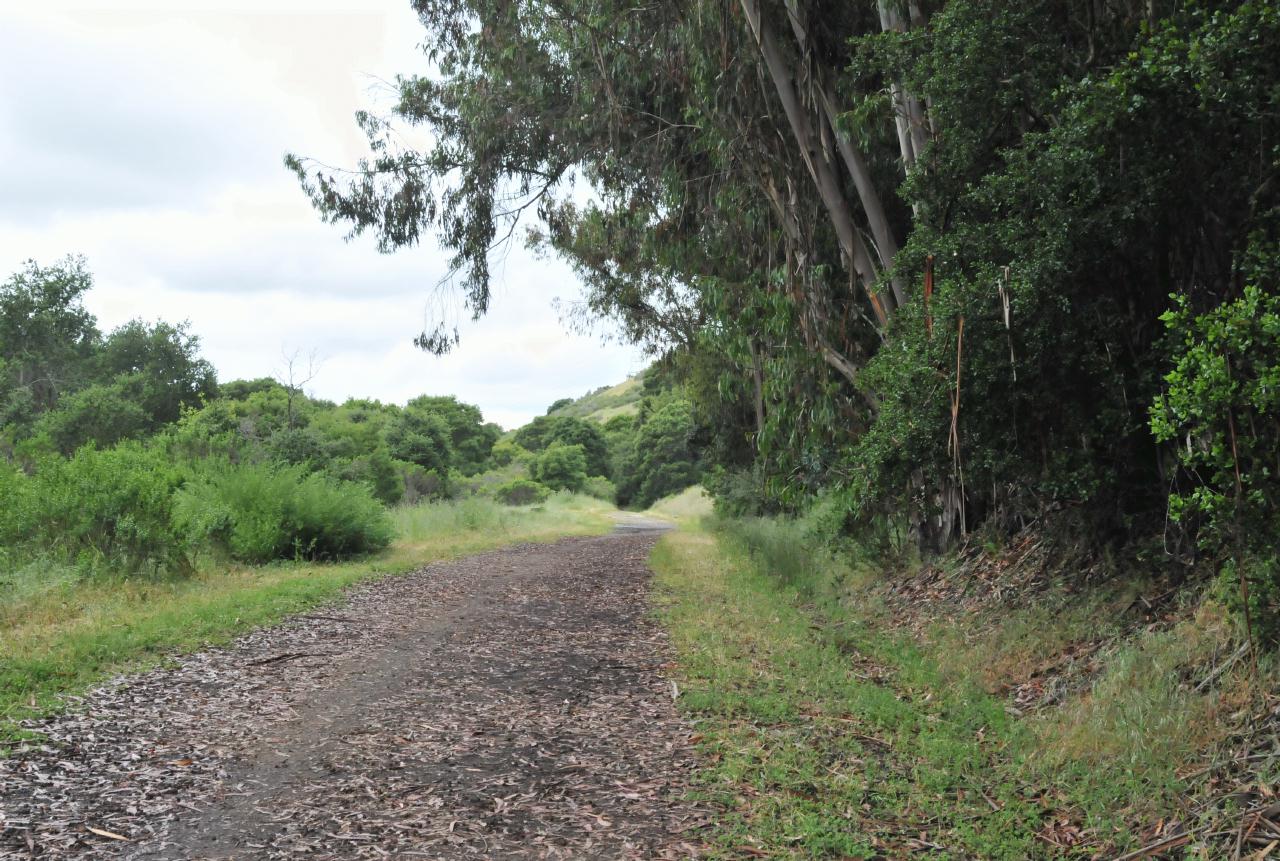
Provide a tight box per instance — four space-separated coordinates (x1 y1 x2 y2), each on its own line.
288 0 1278 570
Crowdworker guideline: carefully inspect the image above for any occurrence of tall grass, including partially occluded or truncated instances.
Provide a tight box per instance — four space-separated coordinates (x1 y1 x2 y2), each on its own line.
651 522 1038 859
653 512 1255 857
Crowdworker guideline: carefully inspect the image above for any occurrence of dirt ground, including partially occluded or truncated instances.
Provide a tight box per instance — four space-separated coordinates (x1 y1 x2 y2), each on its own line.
0 528 711 859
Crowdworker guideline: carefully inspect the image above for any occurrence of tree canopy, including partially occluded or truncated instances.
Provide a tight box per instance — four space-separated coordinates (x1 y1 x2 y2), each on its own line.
289 0 1277 558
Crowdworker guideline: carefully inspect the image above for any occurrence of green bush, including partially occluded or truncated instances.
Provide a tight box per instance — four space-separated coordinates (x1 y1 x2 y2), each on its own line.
488 438 530 468
453 462 529 497
266 427 333 469
532 442 588 492
173 462 392 563
1 442 187 573
383 409 452 474
33 378 151 454
400 463 449 504
1152 283 1280 642
617 397 700 509
581 474 616 503
332 448 403 505
1152 285 1280 552
514 415 610 477
493 478 551 506
704 466 772 518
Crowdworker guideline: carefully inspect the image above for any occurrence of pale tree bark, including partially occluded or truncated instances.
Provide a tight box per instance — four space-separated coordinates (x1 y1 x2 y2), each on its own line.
816 87 901 276
757 168 873 390
778 0 906 306
877 1 930 176
738 0 892 327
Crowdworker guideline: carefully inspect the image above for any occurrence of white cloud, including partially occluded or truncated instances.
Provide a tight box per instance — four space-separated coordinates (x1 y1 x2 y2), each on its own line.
0 1 645 429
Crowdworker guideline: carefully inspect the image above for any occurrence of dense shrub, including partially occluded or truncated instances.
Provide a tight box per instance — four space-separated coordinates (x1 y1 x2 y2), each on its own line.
266 427 333 468
581 474 616 503
402 396 501 475
619 398 700 509
173 462 392 563
1153 285 1280 554
33 378 150 454
514 416 609 477
1152 283 1280 642
704 466 771 518
384 409 452 474
488 438 530 467
532 442 588 492
332 448 403 506
0 443 187 573
400 463 449 504
492 478 550 506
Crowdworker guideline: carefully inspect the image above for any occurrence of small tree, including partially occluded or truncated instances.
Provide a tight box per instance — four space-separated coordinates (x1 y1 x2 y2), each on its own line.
384 409 452 474
489 438 530 467
533 442 588 492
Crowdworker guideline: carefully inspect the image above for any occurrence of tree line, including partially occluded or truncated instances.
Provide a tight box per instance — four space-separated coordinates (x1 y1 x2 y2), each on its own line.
287 0 1279 619
0 258 703 578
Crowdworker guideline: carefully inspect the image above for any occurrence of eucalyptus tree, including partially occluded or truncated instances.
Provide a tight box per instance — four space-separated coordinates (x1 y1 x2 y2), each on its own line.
289 0 1279 556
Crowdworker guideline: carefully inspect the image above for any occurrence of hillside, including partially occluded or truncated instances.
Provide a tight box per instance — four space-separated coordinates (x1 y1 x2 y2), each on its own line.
545 371 645 422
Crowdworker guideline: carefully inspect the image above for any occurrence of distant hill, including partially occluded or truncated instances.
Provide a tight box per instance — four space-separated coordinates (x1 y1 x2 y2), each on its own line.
545 370 646 423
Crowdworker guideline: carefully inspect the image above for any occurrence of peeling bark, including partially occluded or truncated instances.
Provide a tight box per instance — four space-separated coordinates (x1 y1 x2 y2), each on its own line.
739 0 889 327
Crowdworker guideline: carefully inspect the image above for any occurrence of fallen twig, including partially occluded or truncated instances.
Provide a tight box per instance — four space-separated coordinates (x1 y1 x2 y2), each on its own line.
1113 830 1196 861
1196 642 1251 693
245 651 333 667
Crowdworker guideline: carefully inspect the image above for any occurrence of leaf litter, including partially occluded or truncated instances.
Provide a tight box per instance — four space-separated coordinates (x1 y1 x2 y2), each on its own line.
0 532 712 859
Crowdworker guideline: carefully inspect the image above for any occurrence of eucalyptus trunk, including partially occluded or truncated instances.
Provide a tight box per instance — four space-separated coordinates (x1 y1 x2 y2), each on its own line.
738 0 891 327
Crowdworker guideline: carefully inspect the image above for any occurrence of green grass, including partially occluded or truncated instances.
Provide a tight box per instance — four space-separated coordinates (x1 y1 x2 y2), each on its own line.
645 485 713 522
0 492 614 740
651 523 1037 859
546 374 644 422
650 516 1252 858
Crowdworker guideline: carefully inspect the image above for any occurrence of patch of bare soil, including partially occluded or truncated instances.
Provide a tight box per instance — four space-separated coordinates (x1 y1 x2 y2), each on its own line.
0 532 712 859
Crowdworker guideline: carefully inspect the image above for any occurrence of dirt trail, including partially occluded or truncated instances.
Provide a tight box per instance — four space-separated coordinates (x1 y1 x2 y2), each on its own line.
0 529 710 859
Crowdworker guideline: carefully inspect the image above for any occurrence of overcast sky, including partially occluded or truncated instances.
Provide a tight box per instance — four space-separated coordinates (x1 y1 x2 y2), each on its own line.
0 0 646 428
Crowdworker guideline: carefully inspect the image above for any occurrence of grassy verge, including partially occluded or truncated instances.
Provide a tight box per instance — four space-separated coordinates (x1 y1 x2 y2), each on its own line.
650 511 1260 858
1 493 614 739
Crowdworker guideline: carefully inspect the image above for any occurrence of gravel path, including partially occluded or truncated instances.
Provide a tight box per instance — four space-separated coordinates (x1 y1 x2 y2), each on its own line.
0 530 711 859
